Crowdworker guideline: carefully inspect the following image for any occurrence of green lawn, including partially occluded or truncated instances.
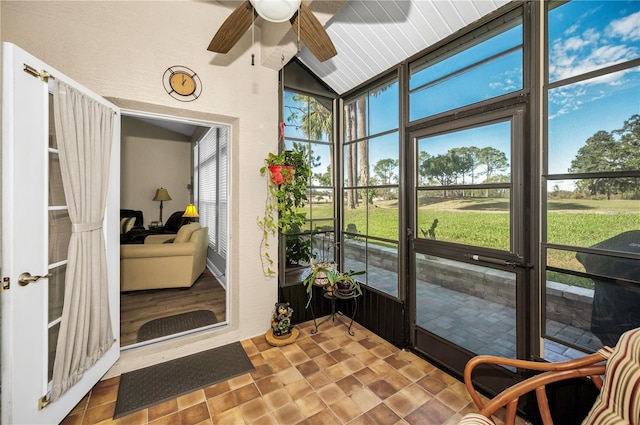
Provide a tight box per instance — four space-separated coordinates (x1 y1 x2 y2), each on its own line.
306 197 639 288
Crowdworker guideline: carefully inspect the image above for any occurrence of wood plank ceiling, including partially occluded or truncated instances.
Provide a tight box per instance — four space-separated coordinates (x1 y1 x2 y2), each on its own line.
215 0 512 95
298 0 511 95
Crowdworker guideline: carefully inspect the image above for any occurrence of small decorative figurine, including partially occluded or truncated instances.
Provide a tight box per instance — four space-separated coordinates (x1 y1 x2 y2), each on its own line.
265 302 299 346
272 302 293 337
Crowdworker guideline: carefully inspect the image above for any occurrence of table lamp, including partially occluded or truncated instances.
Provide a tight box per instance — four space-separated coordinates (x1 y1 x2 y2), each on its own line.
153 187 171 223
183 204 199 223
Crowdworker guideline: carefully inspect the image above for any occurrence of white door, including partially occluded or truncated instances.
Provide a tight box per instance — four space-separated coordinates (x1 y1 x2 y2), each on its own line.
1 43 121 424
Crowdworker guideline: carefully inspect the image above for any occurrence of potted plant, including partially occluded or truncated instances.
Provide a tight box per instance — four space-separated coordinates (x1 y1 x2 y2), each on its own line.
258 145 311 275
264 151 296 185
302 266 365 298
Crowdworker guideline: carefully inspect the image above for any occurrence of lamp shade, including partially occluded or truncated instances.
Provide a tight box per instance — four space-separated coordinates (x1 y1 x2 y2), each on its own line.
251 0 301 23
182 204 199 218
153 188 171 202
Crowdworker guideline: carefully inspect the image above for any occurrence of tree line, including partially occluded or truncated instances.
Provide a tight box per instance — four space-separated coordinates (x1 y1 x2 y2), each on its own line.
568 114 640 200
287 92 639 203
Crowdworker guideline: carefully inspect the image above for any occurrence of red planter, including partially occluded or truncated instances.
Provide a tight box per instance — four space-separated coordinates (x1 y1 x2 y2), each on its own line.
268 165 295 185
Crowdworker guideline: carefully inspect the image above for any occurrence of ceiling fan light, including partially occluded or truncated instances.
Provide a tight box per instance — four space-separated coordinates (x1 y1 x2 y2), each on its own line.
251 0 301 23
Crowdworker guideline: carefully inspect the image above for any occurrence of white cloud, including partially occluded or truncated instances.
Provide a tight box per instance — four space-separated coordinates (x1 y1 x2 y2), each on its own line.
608 10 640 42
564 23 579 37
563 35 590 52
549 22 638 83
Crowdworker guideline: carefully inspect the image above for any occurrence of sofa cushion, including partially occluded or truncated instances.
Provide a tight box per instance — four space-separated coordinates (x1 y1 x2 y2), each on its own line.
174 223 201 243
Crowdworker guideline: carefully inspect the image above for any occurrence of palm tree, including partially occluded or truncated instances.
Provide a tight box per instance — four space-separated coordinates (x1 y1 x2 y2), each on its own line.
289 94 332 140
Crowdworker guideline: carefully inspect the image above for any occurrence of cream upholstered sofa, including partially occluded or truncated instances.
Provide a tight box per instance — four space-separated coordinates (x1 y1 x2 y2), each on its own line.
120 223 208 292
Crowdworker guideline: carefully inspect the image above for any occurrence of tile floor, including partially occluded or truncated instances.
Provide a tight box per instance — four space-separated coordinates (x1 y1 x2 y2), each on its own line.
61 317 520 425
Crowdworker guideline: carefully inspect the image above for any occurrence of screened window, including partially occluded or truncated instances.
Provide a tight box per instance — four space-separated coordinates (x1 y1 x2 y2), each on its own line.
409 11 523 122
544 0 640 354
194 125 229 273
284 91 334 266
343 78 400 297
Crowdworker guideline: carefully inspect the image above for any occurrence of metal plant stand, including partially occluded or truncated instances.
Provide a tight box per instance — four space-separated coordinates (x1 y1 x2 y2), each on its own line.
307 284 360 336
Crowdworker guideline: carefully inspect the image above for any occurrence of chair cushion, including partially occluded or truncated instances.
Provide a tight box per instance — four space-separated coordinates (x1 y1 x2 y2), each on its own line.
581 327 640 425
174 223 201 243
120 217 136 234
459 413 496 425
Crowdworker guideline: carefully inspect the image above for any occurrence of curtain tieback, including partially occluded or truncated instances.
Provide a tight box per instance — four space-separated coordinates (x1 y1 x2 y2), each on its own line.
72 221 103 233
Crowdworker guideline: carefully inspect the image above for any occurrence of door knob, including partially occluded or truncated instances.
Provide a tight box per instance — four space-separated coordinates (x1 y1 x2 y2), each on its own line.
18 272 51 286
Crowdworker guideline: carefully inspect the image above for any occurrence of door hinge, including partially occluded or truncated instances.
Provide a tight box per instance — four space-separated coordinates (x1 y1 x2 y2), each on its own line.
2 277 9 290
23 63 52 82
39 395 50 410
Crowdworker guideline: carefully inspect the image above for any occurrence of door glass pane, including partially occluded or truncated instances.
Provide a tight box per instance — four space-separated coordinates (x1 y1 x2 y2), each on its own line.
48 265 66 322
417 123 511 187
416 254 516 357
49 153 66 206
48 100 69 385
417 188 510 250
49 210 71 264
416 122 512 251
48 323 60 382
49 94 58 149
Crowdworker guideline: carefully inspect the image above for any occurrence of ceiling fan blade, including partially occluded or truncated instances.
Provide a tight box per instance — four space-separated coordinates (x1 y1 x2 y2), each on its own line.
290 2 337 62
208 0 256 53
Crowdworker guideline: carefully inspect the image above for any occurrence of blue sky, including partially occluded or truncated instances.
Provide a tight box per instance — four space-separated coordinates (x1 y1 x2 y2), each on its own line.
286 1 640 189
547 1 640 181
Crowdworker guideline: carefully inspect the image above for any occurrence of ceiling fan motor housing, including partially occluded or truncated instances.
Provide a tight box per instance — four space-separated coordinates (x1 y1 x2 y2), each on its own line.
251 0 302 23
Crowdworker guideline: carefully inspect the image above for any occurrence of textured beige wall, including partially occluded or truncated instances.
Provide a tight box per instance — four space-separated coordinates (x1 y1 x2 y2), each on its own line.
1 0 280 375
120 117 191 225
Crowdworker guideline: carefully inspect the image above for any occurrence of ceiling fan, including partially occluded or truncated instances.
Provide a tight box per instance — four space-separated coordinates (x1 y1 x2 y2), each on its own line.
207 0 337 63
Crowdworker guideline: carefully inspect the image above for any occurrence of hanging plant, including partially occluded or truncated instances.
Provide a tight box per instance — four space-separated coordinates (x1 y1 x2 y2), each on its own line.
258 143 311 276
264 151 297 185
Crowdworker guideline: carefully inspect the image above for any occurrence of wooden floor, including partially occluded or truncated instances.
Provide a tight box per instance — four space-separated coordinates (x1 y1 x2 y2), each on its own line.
120 268 227 347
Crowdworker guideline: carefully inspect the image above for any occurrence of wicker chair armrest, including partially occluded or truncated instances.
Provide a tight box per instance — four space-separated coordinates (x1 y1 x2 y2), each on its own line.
463 353 607 425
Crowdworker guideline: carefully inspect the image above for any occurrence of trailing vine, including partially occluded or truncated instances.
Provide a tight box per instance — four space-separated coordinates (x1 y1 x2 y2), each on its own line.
258 144 311 275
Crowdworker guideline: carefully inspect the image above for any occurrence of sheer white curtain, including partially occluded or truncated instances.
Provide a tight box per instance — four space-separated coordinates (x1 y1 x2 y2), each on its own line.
50 80 115 401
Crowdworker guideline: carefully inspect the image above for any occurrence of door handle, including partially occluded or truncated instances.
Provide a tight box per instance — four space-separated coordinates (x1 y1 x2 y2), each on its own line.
18 272 51 286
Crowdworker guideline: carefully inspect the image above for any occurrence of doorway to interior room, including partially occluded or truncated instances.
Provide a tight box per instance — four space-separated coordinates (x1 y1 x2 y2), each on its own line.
119 112 229 348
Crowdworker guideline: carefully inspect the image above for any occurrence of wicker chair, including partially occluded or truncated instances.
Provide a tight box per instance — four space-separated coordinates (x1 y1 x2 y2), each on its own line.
460 327 640 425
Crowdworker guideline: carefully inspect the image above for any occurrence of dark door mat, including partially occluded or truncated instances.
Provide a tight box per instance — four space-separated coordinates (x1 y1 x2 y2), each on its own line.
137 310 217 342
113 341 255 419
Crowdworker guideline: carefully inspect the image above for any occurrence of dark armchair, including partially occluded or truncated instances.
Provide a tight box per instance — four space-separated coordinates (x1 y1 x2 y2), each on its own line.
120 209 145 243
163 210 190 234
